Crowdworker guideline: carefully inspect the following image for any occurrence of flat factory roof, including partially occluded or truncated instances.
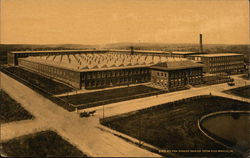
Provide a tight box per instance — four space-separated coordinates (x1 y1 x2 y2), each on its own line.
151 60 203 71
190 53 243 57
171 51 200 55
110 50 167 54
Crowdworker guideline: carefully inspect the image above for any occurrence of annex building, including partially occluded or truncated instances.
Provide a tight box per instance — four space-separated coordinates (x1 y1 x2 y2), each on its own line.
151 61 203 90
188 53 245 74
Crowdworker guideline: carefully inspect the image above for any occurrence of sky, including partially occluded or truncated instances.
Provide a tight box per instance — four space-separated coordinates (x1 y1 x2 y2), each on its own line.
0 0 249 45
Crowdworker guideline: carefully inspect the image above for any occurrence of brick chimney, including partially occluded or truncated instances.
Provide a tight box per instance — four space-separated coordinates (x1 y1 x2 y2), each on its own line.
130 46 134 55
200 34 203 53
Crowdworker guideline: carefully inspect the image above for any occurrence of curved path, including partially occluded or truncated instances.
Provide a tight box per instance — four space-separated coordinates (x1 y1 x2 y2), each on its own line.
198 111 250 153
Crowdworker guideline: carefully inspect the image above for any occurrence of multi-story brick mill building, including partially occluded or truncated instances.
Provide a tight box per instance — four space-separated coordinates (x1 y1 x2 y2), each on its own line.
188 53 245 74
151 60 203 90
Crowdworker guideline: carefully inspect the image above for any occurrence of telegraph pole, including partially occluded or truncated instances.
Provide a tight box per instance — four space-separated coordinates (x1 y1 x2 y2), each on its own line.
102 102 105 119
139 117 142 146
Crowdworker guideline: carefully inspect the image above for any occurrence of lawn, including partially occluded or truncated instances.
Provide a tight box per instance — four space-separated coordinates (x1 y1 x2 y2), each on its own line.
60 85 163 108
240 74 249 80
224 85 250 99
1 130 87 157
101 96 250 157
1 90 33 123
2 67 74 95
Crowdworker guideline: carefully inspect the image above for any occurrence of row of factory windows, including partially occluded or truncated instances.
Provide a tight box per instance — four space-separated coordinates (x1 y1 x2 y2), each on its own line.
14 53 60 57
85 76 149 87
152 80 168 87
169 76 202 83
169 71 202 78
169 77 202 87
19 60 75 78
209 62 244 67
207 56 243 61
152 76 202 88
155 72 168 77
152 70 202 78
82 69 150 79
209 65 244 72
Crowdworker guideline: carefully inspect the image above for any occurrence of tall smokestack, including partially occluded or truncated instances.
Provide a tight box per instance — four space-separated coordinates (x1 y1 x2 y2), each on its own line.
199 34 203 53
130 46 134 55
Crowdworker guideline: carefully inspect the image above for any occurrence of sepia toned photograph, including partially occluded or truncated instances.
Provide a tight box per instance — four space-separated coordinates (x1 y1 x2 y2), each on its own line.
0 0 249 157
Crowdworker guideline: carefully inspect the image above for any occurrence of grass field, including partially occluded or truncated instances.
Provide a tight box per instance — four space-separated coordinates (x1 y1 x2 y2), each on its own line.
60 85 162 107
240 74 249 80
2 67 74 95
224 85 250 99
102 96 250 157
1 130 87 157
1 90 33 123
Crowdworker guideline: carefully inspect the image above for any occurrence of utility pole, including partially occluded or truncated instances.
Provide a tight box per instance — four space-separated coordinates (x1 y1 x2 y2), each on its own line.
75 106 78 113
139 117 142 146
102 102 105 119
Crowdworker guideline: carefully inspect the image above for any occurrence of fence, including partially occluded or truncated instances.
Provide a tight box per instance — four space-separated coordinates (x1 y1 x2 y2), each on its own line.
1 68 75 112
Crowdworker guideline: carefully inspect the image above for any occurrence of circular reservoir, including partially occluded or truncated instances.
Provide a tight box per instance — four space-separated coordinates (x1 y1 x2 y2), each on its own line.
201 112 250 151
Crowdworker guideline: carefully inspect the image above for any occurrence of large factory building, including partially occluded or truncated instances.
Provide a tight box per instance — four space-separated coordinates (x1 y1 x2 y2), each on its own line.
188 53 245 74
7 33 245 90
16 51 204 90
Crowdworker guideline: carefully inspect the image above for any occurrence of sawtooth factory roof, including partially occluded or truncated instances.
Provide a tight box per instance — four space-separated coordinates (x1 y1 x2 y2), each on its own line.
22 53 189 72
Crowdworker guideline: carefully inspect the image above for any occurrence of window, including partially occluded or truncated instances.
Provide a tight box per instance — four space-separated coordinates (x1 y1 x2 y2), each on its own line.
87 73 91 79
97 72 100 78
102 72 105 78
